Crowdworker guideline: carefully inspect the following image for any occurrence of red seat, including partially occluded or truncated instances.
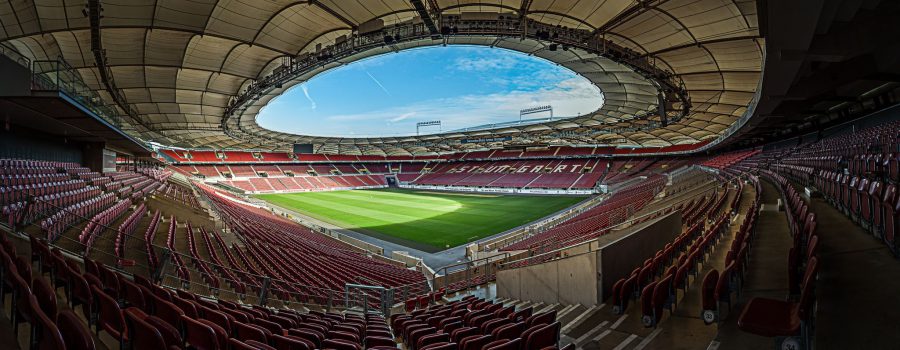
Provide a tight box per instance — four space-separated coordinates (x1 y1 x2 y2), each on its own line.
182 315 221 350
288 328 323 347
738 258 819 344
421 342 456 350
32 276 58 320
523 321 561 349
525 310 556 327
32 297 66 350
235 321 270 344
365 335 396 348
145 315 183 348
699 269 719 325
450 326 478 343
331 329 361 344
492 321 525 341
94 285 129 348
484 337 521 350
639 281 656 327
460 334 492 350
322 338 362 350
883 185 899 254
482 317 511 334
715 261 736 310
68 271 94 326
609 278 625 314
124 307 172 350
418 333 451 349
152 297 186 333
510 306 533 322
407 326 435 349
120 277 146 309
57 310 95 350
272 334 314 350
405 298 417 312
231 338 276 350
644 275 673 328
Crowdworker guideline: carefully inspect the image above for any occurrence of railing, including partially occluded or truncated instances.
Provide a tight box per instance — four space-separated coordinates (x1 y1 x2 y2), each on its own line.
0 43 30 69
31 58 126 129
496 174 723 270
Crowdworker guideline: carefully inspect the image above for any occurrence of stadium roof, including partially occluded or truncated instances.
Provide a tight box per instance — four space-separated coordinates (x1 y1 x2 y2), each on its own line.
0 0 762 155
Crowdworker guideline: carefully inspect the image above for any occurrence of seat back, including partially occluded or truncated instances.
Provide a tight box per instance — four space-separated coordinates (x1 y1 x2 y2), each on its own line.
57 310 96 350
524 321 560 349
201 306 233 334
701 269 719 310
460 334 492 350
652 275 673 321
525 310 556 327
182 315 220 350
235 321 269 344
288 328 323 347
153 297 185 330
32 277 58 320
364 335 396 348
273 334 314 350
492 321 525 341
485 337 521 350
322 338 362 350
509 307 532 322
93 285 127 339
799 257 819 321
715 261 735 301
125 307 168 350
32 297 65 350
120 277 146 309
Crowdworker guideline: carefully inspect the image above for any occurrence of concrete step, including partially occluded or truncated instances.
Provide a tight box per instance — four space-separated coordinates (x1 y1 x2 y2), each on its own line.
536 303 561 314
557 304 587 327
561 304 605 336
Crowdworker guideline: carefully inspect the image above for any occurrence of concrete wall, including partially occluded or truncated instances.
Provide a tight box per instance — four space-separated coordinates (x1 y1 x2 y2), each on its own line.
497 251 600 306
496 211 682 305
597 211 681 300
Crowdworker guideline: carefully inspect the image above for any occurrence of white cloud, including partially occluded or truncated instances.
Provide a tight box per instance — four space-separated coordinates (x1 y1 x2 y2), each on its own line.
313 77 603 136
366 71 392 97
453 56 518 71
300 84 316 109
389 112 416 123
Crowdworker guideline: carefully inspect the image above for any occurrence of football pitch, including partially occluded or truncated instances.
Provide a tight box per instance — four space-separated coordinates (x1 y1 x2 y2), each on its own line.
254 188 586 252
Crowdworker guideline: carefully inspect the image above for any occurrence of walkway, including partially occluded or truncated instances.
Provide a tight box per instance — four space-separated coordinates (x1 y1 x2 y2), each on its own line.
714 178 793 349
801 186 900 349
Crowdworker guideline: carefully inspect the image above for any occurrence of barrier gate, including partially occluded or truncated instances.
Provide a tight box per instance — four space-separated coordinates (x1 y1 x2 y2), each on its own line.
345 283 393 316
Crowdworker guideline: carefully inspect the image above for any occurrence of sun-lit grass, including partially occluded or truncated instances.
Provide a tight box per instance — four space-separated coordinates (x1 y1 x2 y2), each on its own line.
255 188 585 252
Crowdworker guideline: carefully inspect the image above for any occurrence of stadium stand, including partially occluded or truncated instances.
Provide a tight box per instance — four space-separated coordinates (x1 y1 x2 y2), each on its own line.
2 1 900 349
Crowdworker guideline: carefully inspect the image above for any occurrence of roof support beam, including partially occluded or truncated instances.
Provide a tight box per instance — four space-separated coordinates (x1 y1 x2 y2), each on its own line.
409 0 440 36
309 0 357 30
637 35 762 58
593 0 672 36
86 0 150 133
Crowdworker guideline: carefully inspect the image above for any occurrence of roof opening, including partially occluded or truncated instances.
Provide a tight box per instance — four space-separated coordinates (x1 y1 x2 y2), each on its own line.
257 45 604 137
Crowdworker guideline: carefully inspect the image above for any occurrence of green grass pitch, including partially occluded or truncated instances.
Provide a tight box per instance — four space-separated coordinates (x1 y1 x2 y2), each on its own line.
255 188 586 252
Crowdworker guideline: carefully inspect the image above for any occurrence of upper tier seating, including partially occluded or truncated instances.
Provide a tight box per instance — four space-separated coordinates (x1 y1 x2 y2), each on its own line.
750 119 899 255
501 175 667 252
412 159 608 190
189 151 221 162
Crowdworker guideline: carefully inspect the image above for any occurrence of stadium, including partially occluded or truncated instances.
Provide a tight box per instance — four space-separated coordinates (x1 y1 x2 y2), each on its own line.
0 0 898 349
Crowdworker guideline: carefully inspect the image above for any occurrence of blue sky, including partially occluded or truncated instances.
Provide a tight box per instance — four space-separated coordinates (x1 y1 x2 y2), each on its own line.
257 46 604 137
